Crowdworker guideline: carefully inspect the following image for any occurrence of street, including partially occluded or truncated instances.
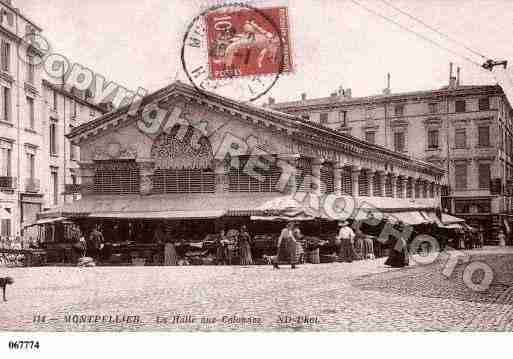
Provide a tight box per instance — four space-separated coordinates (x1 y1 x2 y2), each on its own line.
1 247 513 331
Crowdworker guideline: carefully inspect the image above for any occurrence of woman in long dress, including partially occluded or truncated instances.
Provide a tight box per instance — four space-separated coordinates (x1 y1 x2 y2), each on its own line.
384 222 409 268
337 221 356 263
238 226 253 265
164 239 178 266
353 228 364 260
362 234 375 260
273 222 297 269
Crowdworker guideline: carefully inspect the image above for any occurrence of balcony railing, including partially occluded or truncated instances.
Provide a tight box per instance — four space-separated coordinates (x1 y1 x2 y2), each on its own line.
0 176 16 190
24 178 40 193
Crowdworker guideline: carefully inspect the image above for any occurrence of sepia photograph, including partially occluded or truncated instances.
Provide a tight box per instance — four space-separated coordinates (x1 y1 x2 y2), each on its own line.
1 0 513 352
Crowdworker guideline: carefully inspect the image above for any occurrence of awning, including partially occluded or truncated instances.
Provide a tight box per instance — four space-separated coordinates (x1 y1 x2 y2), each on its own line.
24 216 66 228
389 211 427 225
49 193 441 222
420 210 442 225
88 210 225 219
441 223 464 229
441 213 465 225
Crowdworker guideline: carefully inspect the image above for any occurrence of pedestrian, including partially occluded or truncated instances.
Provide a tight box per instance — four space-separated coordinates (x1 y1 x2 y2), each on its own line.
337 220 356 262
72 227 86 263
498 229 506 247
216 230 229 265
362 234 375 260
88 225 104 261
353 226 364 260
238 225 253 265
384 221 409 268
478 226 485 248
164 239 178 266
273 221 298 269
153 222 166 244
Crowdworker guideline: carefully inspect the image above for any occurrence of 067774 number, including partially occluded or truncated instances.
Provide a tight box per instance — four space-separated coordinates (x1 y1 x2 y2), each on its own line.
8 340 40 350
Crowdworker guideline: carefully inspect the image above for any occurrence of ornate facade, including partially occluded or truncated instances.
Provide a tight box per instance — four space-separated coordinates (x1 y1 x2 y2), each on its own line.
56 82 444 221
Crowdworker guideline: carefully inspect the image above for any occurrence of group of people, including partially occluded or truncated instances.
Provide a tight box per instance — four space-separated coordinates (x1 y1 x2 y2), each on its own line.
216 225 254 265
71 225 105 262
453 227 485 250
336 219 409 268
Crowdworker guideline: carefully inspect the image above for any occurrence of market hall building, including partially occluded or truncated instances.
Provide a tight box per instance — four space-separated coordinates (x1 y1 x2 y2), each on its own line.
39 81 444 250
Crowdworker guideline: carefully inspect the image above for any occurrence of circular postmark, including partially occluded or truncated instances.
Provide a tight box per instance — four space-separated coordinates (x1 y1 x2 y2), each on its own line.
181 3 292 102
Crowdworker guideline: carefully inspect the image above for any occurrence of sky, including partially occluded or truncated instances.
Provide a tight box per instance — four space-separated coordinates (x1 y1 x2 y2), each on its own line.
19 0 513 104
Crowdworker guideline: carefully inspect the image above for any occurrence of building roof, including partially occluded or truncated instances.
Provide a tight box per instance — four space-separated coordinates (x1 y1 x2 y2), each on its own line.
67 81 444 176
42 79 107 113
271 84 504 111
0 0 42 31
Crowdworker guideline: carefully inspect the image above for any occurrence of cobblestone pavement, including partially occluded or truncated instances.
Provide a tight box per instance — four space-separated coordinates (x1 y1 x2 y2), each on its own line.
1 247 512 332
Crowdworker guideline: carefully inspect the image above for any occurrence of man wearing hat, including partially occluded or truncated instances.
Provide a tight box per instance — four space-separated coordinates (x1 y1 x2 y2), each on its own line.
337 220 356 262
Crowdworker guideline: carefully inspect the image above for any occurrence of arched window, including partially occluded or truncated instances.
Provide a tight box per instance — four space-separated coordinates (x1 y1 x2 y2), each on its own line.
151 123 216 194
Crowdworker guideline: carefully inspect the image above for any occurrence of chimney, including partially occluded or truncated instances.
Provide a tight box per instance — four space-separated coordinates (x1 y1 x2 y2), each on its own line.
344 88 352 98
268 97 275 105
383 73 391 95
301 92 307 101
457 67 461 86
449 62 457 88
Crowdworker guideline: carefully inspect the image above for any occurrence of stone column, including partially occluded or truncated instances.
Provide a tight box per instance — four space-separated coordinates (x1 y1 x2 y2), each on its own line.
411 177 417 200
78 162 96 195
368 170 376 197
390 173 397 198
312 159 323 196
138 161 155 195
214 159 229 194
351 166 361 197
333 165 343 196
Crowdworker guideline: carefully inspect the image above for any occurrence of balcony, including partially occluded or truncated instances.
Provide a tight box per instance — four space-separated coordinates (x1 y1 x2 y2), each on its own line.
0 176 16 191
24 178 40 193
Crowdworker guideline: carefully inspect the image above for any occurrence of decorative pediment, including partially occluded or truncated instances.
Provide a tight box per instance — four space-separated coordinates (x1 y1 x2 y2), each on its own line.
151 123 214 170
92 139 139 161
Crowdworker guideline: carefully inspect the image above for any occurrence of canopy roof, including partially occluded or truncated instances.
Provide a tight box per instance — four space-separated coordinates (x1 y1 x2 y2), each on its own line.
441 213 466 225
38 193 438 223
67 81 443 177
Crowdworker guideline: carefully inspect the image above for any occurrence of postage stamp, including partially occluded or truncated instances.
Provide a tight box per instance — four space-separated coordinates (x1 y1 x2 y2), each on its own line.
205 6 293 79
181 3 293 102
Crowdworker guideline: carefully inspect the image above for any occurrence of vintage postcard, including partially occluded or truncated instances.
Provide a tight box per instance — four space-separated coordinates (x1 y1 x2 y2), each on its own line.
1 0 513 351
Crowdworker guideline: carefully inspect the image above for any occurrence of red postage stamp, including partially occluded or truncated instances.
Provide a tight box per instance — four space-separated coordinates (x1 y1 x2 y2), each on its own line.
205 6 293 80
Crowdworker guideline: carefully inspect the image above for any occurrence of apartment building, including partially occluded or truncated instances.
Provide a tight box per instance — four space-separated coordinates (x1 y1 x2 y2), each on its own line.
271 66 513 236
41 80 107 213
0 0 107 238
0 0 44 238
